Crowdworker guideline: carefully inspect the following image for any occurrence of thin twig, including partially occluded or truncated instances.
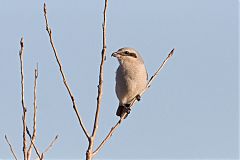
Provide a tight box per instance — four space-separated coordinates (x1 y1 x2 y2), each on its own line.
92 0 108 139
27 64 38 160
26 127 58 159
40 153 44 160
93 48 175 155
5 135 18 160
146 48 174 89
92 118 121 156
19 37 28 160
32 135 58 160
43 3 90 139
26 127 41 159
86 0 108 159
42 135 59 155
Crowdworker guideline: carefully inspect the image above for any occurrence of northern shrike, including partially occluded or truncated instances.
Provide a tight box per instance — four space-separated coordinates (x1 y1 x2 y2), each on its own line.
112 47 148 118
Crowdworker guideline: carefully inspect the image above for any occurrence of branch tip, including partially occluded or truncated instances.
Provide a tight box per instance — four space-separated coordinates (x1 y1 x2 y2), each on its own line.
35 63 39 78
169 48 175 57
44 3 47 14
19 37 24 56
55 135 59 139
20 37 24 47
42 134 59 155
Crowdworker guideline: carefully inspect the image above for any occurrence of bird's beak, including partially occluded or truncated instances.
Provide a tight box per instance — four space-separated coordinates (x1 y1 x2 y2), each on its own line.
111 52 118 57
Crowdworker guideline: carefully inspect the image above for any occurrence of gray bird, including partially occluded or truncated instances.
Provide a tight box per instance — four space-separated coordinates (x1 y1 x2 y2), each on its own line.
112 47 148 118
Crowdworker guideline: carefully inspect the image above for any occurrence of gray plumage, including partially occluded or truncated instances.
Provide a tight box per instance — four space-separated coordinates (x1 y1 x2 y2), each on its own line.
112 47 148 118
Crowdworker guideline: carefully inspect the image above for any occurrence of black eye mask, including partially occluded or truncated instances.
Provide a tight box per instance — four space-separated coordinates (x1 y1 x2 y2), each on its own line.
123 51 137 58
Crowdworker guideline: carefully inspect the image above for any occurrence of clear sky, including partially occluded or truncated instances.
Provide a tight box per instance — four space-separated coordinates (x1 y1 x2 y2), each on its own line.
0 0 238 159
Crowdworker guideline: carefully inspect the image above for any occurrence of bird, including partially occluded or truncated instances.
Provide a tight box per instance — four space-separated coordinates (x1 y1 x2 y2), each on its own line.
112 47 148 118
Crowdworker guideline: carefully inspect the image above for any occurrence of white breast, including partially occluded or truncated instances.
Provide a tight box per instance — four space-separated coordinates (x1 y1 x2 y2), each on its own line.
115 60 147 105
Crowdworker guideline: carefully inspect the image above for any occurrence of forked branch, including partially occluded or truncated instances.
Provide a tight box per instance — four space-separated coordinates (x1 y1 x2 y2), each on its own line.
26 127 41 159
26 127 58 159
93 48 175 155
6 36 58 160
43 3 90 139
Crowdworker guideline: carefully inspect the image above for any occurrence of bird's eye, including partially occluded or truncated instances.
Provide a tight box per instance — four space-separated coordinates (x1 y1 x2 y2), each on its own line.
125 51 129 54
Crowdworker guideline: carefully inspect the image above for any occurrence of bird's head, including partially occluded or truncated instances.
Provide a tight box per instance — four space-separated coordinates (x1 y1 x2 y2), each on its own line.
111 47 144 64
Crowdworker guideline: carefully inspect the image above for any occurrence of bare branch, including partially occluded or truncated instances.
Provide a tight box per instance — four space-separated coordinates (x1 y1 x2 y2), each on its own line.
86 0 108 159
93 48 175 155
92 0 108 145
5 135 18 160
42 135 59 155
19 37 28 160
93 118 122 156
27 64 38 160
26 127 58 159
43 3 90 138
26 127 41 159
31 135 58 160
147 48 174 88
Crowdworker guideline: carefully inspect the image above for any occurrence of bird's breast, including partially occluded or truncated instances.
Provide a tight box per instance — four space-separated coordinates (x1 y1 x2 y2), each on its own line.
115 62 147 105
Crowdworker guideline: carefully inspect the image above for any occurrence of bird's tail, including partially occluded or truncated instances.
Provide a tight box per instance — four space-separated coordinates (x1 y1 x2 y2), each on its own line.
116 104 130 118
116 105 124 117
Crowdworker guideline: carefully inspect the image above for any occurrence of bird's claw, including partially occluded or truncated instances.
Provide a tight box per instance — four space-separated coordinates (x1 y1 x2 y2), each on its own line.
123 105 131 114
136 94 141 101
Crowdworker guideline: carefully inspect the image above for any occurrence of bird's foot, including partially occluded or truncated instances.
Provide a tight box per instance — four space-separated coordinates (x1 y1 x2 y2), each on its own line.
136 94 141 101
123 104 131 114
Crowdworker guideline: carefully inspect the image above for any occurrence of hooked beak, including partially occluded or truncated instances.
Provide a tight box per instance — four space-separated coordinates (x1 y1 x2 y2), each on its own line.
111 52 118 57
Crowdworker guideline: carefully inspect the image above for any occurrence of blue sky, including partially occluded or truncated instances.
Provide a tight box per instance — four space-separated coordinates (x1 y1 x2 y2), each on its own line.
0 0 238 159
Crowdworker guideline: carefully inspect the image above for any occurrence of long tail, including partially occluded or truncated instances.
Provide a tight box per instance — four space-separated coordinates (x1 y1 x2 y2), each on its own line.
116 105 124 117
